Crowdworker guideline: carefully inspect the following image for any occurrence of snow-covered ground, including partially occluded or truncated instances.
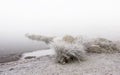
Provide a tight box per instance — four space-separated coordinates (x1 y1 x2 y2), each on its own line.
0 53 120 75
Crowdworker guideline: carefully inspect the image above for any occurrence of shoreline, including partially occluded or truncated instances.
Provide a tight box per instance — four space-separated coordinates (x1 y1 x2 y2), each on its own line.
0 48 50 63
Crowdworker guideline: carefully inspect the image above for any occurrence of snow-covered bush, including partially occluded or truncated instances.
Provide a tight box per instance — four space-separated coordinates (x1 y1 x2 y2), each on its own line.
62 35 75 43
52 41 86 64
25 34 54 44
85 38 120 53
74 35 90 46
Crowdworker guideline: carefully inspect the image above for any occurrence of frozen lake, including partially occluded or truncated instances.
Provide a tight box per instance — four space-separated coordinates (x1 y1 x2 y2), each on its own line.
0 34 49 56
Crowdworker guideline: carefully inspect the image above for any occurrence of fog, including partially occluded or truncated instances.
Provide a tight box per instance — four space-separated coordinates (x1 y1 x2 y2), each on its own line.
0 0 120 55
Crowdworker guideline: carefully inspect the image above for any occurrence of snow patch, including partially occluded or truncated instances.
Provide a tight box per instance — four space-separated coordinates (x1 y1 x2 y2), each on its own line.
21 49 55 59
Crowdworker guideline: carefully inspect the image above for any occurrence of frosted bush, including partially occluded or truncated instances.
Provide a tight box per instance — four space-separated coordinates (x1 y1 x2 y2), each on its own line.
62 35 75 43
25 34 54 44
74 35 90 45
85 38 120 53
52 41 86 64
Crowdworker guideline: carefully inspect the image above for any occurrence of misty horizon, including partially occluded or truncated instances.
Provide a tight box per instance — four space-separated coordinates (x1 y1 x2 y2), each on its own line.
0 0 120 56
0 0 120 39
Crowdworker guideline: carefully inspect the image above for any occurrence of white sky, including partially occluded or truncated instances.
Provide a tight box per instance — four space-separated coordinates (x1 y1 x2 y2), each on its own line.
0 0 120 39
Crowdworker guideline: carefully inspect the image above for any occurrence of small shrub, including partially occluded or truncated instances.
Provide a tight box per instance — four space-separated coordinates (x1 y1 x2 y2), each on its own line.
62 35 75 43
52 41 86 64
85 38 120 53
25 34 53 44
75 35 90 46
